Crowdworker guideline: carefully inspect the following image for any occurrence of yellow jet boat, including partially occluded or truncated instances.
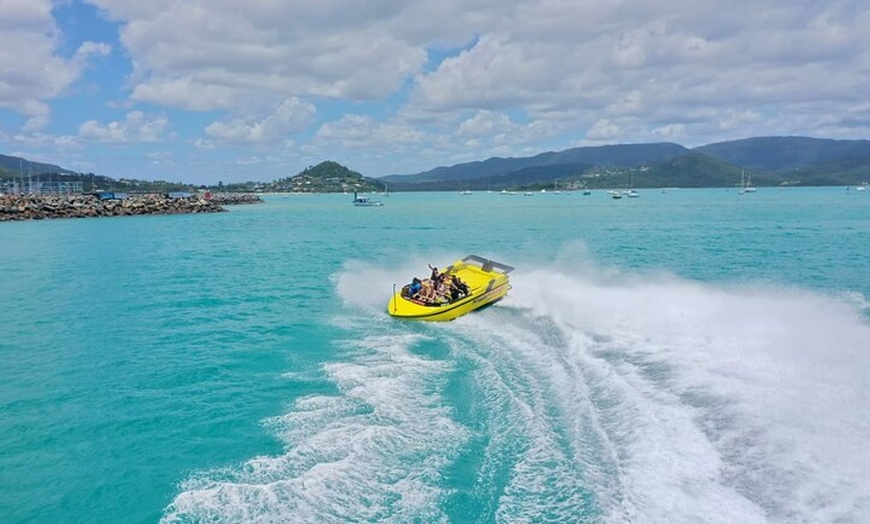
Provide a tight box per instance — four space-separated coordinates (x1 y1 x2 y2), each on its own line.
387 255 515 321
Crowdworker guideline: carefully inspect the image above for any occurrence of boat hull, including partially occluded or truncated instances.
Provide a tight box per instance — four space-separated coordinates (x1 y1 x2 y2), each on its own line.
387 255 513 322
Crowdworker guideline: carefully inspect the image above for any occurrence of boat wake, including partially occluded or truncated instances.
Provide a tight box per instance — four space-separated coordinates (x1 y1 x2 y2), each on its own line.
458 270 870 523
163 260 870 523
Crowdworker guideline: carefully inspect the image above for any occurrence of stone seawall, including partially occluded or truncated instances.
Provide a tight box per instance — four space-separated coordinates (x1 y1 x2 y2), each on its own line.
207 193 264 205
0 193 261 222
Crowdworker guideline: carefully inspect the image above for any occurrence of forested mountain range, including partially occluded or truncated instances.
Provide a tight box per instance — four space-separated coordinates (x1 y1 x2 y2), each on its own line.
694 136 870 171
384 143 688 184
3 136 869 192
381 136 870 190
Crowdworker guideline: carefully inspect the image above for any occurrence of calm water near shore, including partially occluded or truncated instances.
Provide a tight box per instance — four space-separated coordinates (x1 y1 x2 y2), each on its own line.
1 188 868 523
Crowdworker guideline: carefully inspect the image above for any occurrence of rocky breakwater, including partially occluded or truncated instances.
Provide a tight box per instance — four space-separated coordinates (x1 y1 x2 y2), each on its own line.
207 193 264 205
0 193 229 221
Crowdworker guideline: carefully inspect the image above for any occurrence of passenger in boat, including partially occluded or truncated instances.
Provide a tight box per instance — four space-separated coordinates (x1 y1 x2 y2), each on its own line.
417 279 437 302
435 276 450 301
428 264 440 282
452 275 469 297
447 275 462 302
408 277 422 297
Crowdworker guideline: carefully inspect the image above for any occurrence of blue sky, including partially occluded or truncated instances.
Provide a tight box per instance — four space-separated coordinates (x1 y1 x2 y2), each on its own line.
1 0 868 184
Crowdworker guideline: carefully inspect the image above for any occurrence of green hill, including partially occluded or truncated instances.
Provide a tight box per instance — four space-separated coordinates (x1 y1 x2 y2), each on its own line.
381 137 870 190
6 136 870 193
0 154 68 176
637 152 747 188
382 142 687 185
268 161 383 193
694 136 870 171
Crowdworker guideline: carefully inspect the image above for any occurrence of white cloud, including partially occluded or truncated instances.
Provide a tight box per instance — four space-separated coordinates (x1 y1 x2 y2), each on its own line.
145 150 176 167
412 34 558 112
0 0 109 127
4 1 870 181
146 150 173 160
407 0 870 145
83 1 870 144
587 119 623 141
652 123 686 140
315 115 426 149
11 131 81 150
611 28 651 68
0 0 52 31
457 111 516 138
78 111 170 142
205 98 316 143
129 78 237 112
308 107 567 176
23 114 51 133
608 91 645 117
194 138 215 150
90 0 427 112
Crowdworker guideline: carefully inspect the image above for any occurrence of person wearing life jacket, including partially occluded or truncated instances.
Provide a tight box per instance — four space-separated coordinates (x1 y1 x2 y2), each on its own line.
408 277 422 298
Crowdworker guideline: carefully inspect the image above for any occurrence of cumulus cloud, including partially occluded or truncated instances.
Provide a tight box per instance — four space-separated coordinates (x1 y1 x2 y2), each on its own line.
79 111 170 142
205 98 316 143
5 0 870 180
587 119 624 141
90 0 427 112
0 0 109 128
83 1 870 146
408 0 870 146
315 115 426 149
456 111 516 138
11 131 81 150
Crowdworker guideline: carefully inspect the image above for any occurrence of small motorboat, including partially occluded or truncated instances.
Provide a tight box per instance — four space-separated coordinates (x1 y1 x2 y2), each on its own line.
388 255 514 321
353 191 383 206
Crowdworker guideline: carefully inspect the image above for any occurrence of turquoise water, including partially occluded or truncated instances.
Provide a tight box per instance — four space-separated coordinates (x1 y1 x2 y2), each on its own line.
1 188 869 523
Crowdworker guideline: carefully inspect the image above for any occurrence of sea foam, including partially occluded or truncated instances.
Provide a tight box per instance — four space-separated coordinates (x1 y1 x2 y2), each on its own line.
165 260 870 523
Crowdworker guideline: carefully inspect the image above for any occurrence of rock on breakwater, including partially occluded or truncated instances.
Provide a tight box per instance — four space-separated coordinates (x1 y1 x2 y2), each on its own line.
0 193 233 221
207 193 264 205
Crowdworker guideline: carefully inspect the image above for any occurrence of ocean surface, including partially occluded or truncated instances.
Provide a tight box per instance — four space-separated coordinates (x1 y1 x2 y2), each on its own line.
1 188 868 524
